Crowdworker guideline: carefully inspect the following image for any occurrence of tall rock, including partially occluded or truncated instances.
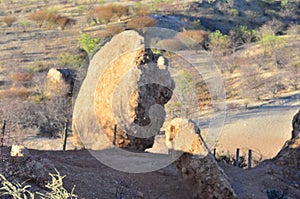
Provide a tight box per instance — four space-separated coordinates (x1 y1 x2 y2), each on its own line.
72 30 174 151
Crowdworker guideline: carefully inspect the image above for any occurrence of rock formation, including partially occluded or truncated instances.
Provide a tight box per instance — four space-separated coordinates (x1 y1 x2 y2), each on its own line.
72 30 174 151
292 110 300 139
47 68 76 96
165 118 204 155
176 154 237 199
165 118 237 199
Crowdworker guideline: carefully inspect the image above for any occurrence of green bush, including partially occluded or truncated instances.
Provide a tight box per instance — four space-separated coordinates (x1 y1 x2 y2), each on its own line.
208 30 231 55
58 52 85 68
230 25 257 47
78 34 100 54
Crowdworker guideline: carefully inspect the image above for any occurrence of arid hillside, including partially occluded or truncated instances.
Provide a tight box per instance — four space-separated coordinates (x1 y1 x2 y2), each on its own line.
0 0 299 199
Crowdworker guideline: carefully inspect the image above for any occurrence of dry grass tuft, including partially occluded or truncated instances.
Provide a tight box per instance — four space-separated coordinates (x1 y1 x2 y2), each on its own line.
179 30 209 46
0 87 32 98
135 6 152 16
126 16 156 30
2 16 17 27
9 72 33 83
28 10 74 29
87 4 129 24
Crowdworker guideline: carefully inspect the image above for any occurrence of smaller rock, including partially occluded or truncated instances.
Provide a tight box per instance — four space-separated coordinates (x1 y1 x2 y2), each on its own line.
157 56 168 70
137 191 144 198
10 144 29 158
165 118 204 155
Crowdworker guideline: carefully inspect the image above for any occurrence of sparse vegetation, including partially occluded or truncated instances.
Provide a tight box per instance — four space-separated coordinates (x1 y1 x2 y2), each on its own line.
180 30 208 47
0 169 77 199
58 52 85 69
87 4 129 25
126 16 156 29
208 30 231 55
28 9 74 29
78 34 100 54
0 0 299 198
230 25 257 49
2 15 17 27
0 174 35 199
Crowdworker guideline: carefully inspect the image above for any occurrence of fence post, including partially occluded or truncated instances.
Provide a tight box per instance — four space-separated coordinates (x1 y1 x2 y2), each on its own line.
63 120 69 151
113 124 117 145
1 120 6 147
235 148 240 167
213 148 216 159
248 149 252 169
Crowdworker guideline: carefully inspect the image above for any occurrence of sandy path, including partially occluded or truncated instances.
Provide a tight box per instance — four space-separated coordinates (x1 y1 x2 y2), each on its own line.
209 106 299 160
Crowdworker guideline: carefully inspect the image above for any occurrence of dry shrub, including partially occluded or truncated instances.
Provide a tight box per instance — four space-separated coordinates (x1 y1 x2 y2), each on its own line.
2 16 17 27
96 24 125 38
179 30 209 46
136 6 152 16
28 10 74 29
88 6 113 24
106 23 125 35
155 2 174 14
88 4 129 24
28 10 54 27
156 38 186 51
0 87 31 98
126 16 156 30
9 72 33 83
111 4 129 18
55 16 76 30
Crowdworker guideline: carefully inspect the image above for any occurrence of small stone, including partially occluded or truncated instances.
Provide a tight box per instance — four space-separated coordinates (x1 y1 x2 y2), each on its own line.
10 144 29 158
137 191 144 198
182 167 187 174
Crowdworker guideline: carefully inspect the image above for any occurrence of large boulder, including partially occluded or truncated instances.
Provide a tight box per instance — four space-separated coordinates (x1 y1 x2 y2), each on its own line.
292 110 300 139
72 30 174 151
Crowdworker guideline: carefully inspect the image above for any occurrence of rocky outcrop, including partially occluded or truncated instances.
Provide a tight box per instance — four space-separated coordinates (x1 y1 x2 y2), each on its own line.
72 30 174 151
165 118 204 155
176 154 237 199
165 118 236 199
292 110 300 139
272 133 300 168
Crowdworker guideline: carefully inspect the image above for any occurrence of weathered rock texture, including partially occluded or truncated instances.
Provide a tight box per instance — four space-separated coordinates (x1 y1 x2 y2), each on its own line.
165 118 204 155
165 118 237 199
1 146 55 187
176 154 237 199
72 30 174 151
10 144 29 157
47 68 76 95
292 110 300 139
272 131 300 169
